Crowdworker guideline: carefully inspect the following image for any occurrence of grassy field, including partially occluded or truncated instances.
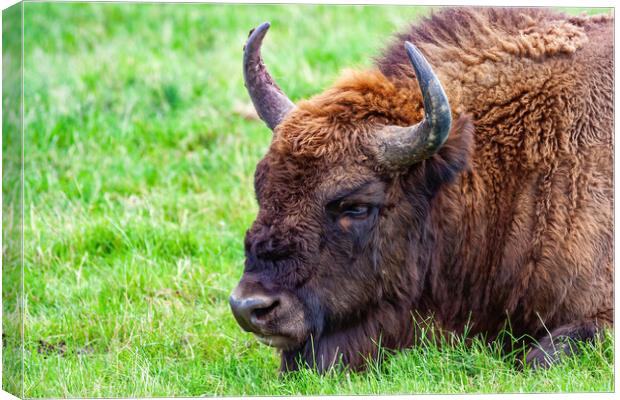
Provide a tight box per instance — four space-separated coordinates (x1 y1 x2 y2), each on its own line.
2 3 613 397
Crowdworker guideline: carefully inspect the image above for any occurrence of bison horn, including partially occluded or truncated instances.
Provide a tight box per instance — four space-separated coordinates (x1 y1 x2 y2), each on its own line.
243 22 295 131
374 42 452 168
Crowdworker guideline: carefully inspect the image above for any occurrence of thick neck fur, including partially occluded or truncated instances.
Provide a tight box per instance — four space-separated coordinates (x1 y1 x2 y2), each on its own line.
377 7 613 339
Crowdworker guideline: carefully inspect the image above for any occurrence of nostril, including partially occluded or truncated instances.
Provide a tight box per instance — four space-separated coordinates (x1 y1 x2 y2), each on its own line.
229 293 280 332
252 299 280 320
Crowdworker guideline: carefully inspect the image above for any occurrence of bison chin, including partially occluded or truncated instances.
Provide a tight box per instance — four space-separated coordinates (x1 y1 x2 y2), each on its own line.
229 277 311 351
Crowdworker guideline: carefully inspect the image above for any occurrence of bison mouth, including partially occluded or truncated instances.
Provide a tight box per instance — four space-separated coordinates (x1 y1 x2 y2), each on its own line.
255 334 300 350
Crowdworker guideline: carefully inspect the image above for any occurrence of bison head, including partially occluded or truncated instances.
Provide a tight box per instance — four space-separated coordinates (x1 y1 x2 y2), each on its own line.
230 22 474 371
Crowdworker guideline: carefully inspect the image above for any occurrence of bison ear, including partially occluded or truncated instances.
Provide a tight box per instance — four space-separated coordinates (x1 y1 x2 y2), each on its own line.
415 114 475 197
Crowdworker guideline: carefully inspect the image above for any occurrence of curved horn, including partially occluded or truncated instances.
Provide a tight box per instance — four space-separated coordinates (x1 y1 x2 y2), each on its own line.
374 41 452 168
243 22 294 130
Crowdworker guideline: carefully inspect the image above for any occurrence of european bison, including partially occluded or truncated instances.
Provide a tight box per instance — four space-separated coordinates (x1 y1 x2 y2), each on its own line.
229 7 613 372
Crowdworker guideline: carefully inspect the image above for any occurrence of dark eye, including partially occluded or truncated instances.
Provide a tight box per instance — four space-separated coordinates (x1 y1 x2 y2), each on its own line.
341 204 371 219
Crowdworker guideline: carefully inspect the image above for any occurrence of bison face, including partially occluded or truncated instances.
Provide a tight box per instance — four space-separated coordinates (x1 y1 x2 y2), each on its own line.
230 22 471 369
231 152 391 351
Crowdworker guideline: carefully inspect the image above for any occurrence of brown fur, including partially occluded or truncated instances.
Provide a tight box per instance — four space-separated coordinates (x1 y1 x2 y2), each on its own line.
235 7 613 372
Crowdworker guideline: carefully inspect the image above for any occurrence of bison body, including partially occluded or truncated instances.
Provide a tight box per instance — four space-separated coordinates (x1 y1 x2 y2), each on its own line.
230 7 613 372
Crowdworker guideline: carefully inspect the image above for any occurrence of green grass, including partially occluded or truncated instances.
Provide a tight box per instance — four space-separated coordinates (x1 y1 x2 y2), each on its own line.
2 3 613 397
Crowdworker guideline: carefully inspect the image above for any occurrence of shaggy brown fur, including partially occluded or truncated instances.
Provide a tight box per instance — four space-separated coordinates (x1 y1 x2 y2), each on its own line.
234 7 613 372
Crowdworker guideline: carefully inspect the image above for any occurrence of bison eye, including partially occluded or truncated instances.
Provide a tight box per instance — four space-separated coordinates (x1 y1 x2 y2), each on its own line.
341 204 371 219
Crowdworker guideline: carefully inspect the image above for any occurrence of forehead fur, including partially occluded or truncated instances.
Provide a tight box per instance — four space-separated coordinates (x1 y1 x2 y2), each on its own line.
270 69 424 163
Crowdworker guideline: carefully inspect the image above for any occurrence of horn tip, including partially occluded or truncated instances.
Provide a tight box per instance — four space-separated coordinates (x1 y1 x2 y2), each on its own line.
404 41 421 59
248 22 271 39
255 21 271 34
246 22 271 51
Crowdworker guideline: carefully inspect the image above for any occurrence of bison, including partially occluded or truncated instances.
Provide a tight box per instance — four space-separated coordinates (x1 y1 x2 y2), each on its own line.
229 7 613 372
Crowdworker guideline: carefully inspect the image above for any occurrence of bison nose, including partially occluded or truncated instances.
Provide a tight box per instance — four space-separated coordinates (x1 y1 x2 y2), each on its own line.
229 293 280 333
